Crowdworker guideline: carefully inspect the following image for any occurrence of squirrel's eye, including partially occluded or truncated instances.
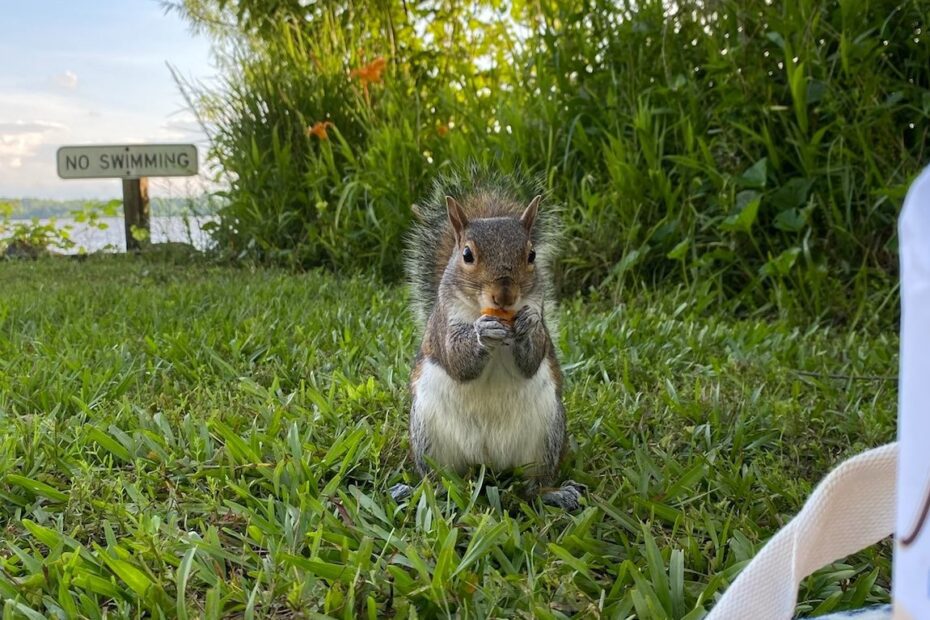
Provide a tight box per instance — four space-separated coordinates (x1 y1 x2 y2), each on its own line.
528 249 536 264
463 246 474 264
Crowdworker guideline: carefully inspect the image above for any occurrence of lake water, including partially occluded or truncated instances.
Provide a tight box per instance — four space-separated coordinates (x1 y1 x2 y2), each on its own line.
24 216 217 253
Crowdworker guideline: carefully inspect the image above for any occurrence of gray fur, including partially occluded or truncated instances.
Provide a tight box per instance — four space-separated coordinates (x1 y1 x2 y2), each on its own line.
542 399 567 484
409 374 432 477
441 320 492 381
512 306 549 378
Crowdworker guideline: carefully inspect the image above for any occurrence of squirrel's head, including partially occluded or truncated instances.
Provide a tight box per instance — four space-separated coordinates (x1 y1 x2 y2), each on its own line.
445 194 541 313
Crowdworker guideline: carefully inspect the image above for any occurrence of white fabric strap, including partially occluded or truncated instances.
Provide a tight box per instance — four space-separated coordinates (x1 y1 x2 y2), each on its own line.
707 443 898 619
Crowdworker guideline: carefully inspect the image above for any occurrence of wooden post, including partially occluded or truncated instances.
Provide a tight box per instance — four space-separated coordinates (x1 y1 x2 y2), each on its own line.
121 177 150 252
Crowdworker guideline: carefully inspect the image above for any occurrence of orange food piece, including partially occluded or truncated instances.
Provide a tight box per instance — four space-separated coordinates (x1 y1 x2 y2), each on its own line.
481 307 515 324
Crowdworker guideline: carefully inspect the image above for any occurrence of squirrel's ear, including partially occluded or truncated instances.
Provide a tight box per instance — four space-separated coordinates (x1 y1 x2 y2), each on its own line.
520 195 542 233
446 196 467 241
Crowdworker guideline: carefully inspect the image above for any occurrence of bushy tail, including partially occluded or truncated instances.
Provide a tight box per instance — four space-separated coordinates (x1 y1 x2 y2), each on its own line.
404 164 560 325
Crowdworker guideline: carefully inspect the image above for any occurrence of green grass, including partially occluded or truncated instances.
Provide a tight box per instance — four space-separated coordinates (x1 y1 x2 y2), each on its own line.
0 257 898 618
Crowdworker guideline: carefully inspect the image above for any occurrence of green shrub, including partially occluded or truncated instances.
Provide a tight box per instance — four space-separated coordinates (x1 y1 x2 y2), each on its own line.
0 200 121 257
175 0 929 322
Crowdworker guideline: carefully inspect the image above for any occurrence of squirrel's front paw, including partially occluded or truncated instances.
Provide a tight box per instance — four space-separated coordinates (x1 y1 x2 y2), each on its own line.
474 315 512 347
513 306 542 337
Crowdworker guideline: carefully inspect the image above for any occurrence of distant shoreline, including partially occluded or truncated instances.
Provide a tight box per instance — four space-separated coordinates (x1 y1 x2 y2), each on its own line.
2 196 219 219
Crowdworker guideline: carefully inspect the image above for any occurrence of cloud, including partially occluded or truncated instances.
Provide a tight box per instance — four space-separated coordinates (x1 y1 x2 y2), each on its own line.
159 115 203 140
0 120 67 169
0 120 66 134
55 70 79 90
0 132 46 167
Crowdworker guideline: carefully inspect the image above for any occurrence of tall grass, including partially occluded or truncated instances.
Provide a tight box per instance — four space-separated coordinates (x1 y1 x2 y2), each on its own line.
175 0 929 323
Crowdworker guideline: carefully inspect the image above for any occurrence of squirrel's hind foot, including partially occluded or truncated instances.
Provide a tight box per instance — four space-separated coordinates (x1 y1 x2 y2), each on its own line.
541 480 587 511
389 482 415 502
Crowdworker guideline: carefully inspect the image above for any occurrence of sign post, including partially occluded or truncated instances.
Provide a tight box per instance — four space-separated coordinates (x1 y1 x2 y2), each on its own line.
56 144 198 251
122 177 149 251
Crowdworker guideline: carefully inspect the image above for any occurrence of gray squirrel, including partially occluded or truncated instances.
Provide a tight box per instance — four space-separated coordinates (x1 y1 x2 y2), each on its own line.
390 170 585 509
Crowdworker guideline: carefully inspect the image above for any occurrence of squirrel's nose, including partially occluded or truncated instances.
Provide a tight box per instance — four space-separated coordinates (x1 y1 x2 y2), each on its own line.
492 288 516 309
490 276 517 308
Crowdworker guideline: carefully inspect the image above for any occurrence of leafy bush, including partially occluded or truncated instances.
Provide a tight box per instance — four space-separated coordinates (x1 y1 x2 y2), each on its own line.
174 0 929 322
0 200 121 257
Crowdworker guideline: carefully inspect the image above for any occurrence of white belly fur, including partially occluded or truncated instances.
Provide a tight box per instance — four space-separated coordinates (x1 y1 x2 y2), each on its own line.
413 345 559 474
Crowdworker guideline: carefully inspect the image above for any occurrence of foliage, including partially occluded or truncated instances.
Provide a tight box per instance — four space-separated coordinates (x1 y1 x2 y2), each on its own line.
0 200 122 257
172 0 929 324
0 258 897 617
0 202 74 257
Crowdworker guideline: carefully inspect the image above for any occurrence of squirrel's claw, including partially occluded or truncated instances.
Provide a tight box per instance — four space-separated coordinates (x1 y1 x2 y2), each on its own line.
389 482 415 502
541 480 587 511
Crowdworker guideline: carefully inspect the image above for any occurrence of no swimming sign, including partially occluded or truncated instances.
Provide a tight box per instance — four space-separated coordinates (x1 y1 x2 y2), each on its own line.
56 144 198 179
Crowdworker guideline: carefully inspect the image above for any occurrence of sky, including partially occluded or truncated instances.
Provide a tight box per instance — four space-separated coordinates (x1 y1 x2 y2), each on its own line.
0 0 215 200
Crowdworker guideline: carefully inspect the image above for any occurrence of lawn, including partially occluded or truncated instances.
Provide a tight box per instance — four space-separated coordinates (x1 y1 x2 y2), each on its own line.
0 257 898 618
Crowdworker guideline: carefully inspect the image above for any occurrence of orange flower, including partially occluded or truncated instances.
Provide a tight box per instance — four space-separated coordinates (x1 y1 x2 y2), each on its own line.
350 56 387 86
437 123 450 137
307 121 333 140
